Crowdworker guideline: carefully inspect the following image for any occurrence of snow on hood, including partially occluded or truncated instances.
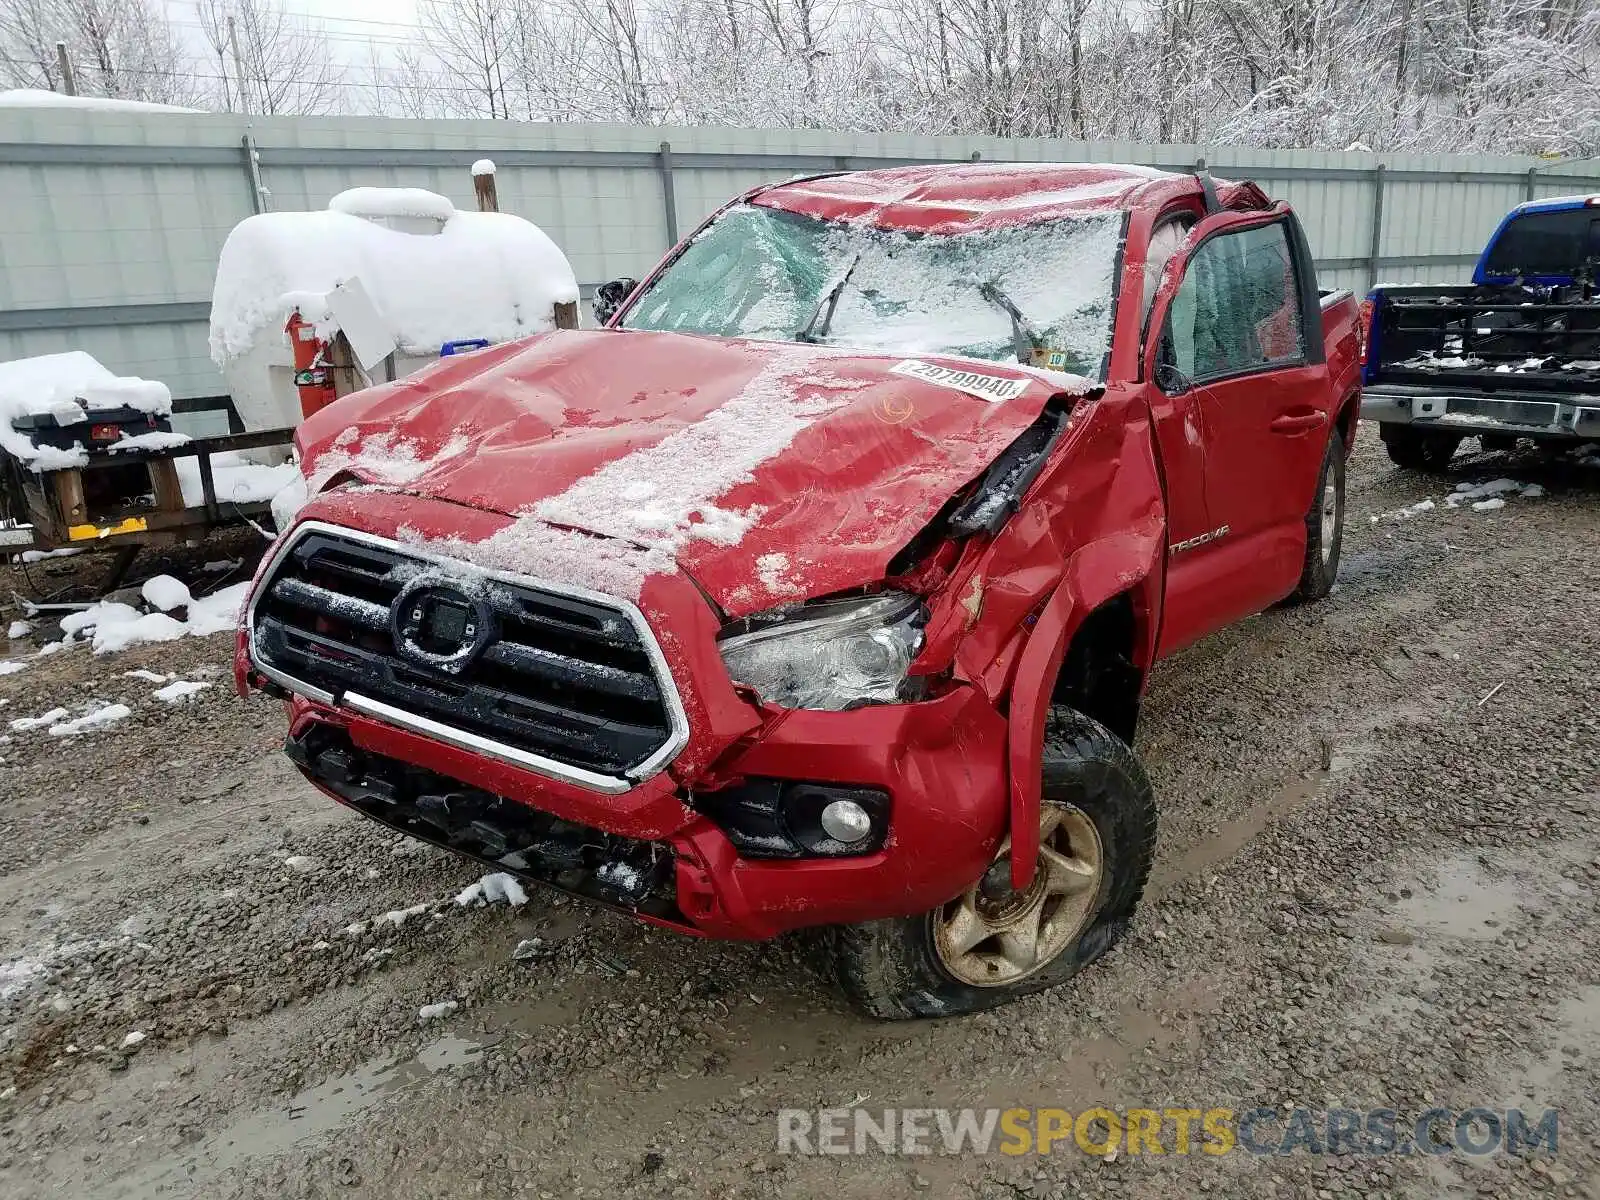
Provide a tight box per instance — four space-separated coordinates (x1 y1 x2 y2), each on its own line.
208 197 579 366
293 330 1096 612
0 351 172 471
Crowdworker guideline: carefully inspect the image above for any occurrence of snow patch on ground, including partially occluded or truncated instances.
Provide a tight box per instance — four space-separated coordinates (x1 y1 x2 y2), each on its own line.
1371 498 1436 524
53 582 250 655
0 661 25 676
153 680 210 703
47 703 132 736
18 548 80 563
455 872 529 908
378 902 430 928
8 620 34 639
141 575 192 612
418 1001 458 1022
0 957 45 999
9 707 68 732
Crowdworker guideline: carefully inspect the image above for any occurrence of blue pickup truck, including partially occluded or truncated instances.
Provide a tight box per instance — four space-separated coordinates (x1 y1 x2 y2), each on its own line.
1361 193 1600 470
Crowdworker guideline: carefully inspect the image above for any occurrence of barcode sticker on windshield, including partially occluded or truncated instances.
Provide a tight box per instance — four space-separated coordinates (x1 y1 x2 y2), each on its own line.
889 359 1032 403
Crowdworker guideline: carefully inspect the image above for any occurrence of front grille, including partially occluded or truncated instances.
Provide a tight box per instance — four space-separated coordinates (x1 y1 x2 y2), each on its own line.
249 524 683 785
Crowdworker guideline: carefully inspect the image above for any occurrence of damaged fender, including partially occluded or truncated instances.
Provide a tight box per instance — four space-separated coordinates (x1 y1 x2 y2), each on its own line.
1001 403 1167 890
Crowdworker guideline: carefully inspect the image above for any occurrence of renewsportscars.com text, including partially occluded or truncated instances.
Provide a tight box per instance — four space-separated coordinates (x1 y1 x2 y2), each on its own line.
777 1106 1559 1157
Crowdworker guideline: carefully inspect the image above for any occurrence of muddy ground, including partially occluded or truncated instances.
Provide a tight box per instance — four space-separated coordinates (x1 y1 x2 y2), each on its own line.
0 429 1597 1200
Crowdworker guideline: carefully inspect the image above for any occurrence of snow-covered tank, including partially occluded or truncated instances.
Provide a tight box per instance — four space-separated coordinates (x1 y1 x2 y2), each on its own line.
209 185 579 433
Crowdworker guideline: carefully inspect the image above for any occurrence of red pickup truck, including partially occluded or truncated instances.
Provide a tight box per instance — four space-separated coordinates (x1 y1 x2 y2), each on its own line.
239 164 1361 1018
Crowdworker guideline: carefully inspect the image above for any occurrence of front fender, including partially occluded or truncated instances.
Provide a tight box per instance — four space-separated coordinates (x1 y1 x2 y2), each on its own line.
1005 528 1162 888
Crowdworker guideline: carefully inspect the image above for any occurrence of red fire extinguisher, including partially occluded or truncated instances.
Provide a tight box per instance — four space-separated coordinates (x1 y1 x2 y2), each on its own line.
286 311 337 420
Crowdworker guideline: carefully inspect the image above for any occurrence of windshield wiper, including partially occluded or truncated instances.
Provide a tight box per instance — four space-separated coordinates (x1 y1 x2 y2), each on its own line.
978 280 1038 365
795 254 862 344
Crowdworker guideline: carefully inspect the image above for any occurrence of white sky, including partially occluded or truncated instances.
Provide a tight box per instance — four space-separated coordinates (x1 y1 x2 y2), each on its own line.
162 0 424 65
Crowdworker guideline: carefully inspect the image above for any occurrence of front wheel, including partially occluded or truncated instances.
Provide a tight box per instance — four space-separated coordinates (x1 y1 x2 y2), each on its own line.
828 710 1157 1019
1286 434 1345 604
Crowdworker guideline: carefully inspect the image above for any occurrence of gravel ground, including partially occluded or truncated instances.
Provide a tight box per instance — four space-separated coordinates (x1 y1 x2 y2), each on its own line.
0 429 1596 1200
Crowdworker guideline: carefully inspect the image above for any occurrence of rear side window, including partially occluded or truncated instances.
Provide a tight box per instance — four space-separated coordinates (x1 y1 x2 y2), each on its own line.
1165 222 1305 381
1482 208 1600 278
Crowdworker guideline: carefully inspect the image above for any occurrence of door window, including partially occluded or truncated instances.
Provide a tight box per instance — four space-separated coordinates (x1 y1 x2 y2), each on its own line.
1163 222 1305 382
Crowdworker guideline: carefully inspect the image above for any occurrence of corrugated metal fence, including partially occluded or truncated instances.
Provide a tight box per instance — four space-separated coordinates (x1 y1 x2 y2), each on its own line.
2 107 1598 430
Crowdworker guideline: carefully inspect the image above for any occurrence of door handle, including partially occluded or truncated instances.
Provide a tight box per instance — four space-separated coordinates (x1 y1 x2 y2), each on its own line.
1269 411 1326 433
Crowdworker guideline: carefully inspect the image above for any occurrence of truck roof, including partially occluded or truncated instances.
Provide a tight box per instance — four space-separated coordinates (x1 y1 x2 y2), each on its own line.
752 162 1249 232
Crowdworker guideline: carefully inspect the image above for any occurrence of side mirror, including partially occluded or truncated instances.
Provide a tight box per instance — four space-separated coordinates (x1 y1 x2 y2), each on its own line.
593 277 639 327
1154 361 1192 394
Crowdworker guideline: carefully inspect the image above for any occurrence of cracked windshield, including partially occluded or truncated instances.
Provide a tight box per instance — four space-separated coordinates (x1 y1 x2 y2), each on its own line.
621 203 1123 377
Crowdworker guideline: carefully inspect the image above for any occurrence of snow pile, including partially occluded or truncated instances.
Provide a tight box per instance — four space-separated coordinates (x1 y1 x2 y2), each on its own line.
209 197 579 365
109 430 191 454
47 702 132 736
0 89 200 113
153 680 210 703
328 187 456 223
378 902 430 928
119 1030 147 1050
1371 498 1436 523
9 707 68 732
48 581 249 655
142 575 191 612
454 872 529 908
418 1000 458 1022
0 352 173 471
1444 478 1544 508
176 453 298 507
7 620 33 639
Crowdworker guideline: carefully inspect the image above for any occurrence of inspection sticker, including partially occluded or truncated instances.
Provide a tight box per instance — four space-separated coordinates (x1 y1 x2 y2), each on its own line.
889 359 1032 403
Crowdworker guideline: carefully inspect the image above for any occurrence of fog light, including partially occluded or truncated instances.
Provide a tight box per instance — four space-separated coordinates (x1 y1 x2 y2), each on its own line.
820 799 873 844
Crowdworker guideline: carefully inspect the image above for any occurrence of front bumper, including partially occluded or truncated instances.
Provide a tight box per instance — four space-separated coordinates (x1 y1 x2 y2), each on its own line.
242 493 1009 940
1363 384 1600 440
281 685 1008 939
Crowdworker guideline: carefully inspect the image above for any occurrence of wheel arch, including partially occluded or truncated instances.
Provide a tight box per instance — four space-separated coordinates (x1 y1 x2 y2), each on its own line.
1005 541 1161 890
1335 389 1361 452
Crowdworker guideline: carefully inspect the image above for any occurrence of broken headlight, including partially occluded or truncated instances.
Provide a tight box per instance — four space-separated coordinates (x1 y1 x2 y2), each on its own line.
718 592 925 711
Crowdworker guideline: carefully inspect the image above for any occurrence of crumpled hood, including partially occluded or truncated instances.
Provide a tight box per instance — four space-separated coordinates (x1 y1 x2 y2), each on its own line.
295 329 1092 615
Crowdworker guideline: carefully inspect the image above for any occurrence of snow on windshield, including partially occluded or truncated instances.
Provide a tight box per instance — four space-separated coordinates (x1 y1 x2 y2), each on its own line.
622 205 1123 378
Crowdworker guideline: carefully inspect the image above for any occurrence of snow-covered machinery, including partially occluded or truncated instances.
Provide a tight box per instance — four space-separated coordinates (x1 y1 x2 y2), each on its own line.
0 351 296 571
210 182 580 433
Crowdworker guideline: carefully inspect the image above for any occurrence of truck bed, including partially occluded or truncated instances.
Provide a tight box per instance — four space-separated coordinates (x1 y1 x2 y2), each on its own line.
1363 283 1600 442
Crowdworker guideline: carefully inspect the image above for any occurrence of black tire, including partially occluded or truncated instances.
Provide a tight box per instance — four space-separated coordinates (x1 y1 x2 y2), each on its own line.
1286 435 1345 604
1380 424 1462 472
829 709 1157 1020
